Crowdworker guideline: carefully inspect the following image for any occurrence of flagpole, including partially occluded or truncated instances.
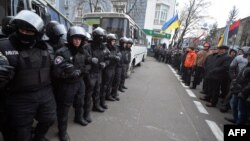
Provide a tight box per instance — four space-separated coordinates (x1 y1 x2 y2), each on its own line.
232 34 237 49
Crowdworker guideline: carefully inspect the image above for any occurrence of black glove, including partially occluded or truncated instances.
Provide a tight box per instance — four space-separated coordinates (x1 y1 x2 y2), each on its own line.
238 92 246 100
71 69 81 79
91 57 99 64
115 56 120 62
100 62 106 69
0 65 15 88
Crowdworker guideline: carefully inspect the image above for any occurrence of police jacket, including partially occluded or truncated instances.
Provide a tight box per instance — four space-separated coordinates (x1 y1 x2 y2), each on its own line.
207 52 231 80
53 44 90 83
85 43 110 73
117 45 129 67
106 44 121 69
124 47 131 65
0 34 52 92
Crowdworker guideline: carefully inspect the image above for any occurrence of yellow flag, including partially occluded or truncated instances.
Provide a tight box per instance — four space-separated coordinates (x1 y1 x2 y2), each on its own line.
218 35 224 46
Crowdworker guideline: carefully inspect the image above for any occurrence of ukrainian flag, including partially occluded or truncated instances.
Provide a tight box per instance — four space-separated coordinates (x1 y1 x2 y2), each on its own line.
218 22 230 46
161 15 180 33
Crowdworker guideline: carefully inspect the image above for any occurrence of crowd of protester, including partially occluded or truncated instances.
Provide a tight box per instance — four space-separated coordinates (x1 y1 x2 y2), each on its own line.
154 43 250 125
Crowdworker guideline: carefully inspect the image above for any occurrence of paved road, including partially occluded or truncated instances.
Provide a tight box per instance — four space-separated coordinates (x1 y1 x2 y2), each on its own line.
47 57 231 141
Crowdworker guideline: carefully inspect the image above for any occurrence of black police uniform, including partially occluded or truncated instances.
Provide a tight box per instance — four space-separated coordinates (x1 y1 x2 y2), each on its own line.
111 42 126 99
53 26 89 141
120 46 131 90
0 10 56 141
85 43 110 112
84 27 110 117
100 41 121 106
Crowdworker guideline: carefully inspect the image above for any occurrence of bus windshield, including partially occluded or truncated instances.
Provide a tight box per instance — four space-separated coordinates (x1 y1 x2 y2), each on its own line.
101 18 128 38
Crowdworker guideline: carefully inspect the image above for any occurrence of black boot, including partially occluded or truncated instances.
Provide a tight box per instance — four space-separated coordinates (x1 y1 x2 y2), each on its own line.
122 86 128 89
118 87 125 92
113 96 120 101
106 95 115 101
33 121 54 141
100 97 108 109
59 132 70 141
74 108 88 126
93 104 105 112
84 113 92 123
84 102 92 123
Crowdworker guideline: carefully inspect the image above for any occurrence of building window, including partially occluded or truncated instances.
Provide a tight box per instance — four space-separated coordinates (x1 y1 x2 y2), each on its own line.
77 6 83 17
154 4 169 25
64 0 69 8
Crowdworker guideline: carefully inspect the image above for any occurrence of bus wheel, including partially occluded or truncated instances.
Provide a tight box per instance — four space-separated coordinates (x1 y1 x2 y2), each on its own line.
131 59 135 73
142 55 145 62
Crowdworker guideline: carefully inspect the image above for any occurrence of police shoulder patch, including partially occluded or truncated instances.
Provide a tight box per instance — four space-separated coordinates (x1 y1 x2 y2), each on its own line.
54 56 64 64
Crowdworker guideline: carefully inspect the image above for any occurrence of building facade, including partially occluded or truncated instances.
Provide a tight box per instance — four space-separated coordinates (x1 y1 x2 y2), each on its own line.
143 0 176 48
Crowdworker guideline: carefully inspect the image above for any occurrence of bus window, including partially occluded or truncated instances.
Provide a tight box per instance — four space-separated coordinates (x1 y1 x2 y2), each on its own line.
47 6 60 22
101 18 128 38
13 0 24 15
0 0 7 24
59 16 64 24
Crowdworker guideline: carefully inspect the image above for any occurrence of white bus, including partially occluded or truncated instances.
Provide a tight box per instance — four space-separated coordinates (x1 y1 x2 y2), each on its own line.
0 0 73 30
82 12 148 75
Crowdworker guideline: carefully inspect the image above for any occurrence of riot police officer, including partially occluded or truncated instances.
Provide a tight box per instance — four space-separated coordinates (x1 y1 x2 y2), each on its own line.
120 37 132 90
0 52 14 141
0 16 14 38
100 33 121 106
84 27 110 117
53 26 89 141
45 21 67 51
111 37 128 100
0 10 56 141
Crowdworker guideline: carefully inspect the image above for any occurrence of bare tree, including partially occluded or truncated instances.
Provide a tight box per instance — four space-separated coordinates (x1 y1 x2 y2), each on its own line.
227 5 239 23
78 0 110 12
176 0 210 47
126 0 138 15
205 22 218 45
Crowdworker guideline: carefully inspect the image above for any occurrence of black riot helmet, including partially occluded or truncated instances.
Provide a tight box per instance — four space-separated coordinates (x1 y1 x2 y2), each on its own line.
127 38 133 45
67 26 87 44
106 33 117 44
11 10 44 45
1 16 14 36
12 10 44 33
46 21 67 39
119 37 128 46
85 32 92 41
92 27 106 43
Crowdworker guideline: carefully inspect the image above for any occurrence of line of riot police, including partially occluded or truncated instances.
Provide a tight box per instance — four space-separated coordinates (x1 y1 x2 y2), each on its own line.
0 10 133 141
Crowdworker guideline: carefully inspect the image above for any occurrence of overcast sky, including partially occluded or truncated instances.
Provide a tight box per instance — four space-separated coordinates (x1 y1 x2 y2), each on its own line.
176 0 250 28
